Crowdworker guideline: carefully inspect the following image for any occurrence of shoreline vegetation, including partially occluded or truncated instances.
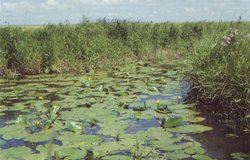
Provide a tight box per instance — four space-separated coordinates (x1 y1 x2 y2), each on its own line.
0 19 250 134
0 19 205 76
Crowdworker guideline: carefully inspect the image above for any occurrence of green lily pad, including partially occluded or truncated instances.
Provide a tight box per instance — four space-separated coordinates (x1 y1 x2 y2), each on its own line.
22 154 47 160
0 124 29 140
184 145 206 155
102 155 131 160
0 146 32 159
152 138 186 152
188 116 206 123
94 141 131 157
162 116 183 128
58 133 103 148
37 144 86 160
192 154 214 160
164 151 190 160
24 130 55 143
65 121 84 133
167 124 212 134
231 152 250 160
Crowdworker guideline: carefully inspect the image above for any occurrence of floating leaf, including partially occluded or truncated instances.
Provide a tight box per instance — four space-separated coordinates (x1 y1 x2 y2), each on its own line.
162 116 183 128
184 145 206 155
0 146 32 159
0 124 29 140
102 155 131 160
164 151 190 160
24 130 55 143
65 121 83 133
231 152 250 160
37 144 86 160
58 133 103 148
167 124 212 134
192 154 213 160
188 116 205 123
94 141 131 157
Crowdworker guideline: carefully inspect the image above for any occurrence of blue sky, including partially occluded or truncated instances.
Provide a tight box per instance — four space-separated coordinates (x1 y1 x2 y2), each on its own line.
0 0 250 25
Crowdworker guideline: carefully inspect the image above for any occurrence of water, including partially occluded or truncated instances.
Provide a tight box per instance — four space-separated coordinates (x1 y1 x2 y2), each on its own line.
194 111 250 160
0 65 249 159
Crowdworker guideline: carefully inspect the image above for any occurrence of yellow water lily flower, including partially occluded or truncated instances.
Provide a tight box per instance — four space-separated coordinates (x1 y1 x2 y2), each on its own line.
37 96 44 100
156 99 160 104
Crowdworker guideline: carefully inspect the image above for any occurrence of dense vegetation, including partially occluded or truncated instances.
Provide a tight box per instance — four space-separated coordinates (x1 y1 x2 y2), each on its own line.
0 20 249 133
186 22 250 133
0 19 203 75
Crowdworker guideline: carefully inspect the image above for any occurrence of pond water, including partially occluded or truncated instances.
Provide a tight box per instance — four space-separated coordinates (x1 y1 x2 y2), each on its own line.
0 62 249 159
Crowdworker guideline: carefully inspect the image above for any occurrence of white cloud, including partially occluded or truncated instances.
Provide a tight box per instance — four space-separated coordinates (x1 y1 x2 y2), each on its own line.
2 1 34 11
2 2 18 10
46 0 58 6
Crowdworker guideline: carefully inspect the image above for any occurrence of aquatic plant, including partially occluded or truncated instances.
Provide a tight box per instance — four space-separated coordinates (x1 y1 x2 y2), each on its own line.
161 116 183 128
155 99 171 114
0 62 215 159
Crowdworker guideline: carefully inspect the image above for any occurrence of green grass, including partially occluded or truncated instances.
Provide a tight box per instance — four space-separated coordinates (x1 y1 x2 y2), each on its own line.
185 21 250 133
0 20 204 76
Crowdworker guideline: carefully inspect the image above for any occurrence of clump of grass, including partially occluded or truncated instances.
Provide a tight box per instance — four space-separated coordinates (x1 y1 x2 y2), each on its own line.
186 22 250 134
0 20 204 77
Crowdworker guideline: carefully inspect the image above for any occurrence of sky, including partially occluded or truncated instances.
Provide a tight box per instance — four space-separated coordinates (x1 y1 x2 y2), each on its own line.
0 0 250 25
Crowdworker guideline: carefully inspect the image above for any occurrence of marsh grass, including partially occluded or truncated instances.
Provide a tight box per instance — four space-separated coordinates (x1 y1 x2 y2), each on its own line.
185 22 250 133
0 20 203 76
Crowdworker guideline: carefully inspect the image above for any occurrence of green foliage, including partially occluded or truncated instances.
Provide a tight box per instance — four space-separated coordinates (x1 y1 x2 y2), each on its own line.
0 20 209 76
161 116 183 128
186 22 250 133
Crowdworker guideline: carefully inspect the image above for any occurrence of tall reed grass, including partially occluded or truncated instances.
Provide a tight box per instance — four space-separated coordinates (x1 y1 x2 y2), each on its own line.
0 20 204 75
186 22 250 133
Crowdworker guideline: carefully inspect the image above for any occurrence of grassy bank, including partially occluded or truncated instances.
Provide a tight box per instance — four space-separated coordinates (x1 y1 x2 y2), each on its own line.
0 20 204 76
185 21 250 134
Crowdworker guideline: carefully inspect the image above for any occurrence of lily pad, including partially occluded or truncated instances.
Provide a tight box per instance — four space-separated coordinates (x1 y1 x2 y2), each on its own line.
167 124 212 134
162 116 183 128
58 133 103 148
164 151 190 160
65 121 84 133
184 145 206 155
37 144 86 160
0 146 32 159
102 155 131 160
192 154 213 160
0 124 29 140
94 141 131 157
231 152 250 160
24 130 55 143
